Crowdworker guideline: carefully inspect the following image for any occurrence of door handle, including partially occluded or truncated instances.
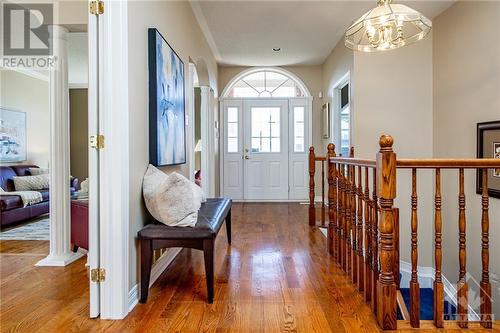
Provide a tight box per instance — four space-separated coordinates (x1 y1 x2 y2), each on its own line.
244 155 250 160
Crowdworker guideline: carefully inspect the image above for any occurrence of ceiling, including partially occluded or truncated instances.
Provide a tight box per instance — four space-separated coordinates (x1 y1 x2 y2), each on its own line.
191 0 454 67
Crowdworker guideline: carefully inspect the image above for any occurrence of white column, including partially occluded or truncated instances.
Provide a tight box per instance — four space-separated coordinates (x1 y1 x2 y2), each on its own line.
200 86 215 197
37 25 82 266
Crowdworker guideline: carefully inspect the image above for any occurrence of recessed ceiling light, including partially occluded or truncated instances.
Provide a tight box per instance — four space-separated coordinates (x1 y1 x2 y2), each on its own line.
272 47 281 52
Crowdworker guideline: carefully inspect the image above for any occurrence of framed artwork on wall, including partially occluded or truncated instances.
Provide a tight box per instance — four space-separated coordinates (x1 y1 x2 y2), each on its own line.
0 108 27 163
476 120 500 198
148 28 186 166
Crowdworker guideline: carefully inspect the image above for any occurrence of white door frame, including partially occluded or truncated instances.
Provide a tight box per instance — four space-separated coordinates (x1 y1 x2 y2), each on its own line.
219 96 313 201
88 0 130 319
200 86 215 197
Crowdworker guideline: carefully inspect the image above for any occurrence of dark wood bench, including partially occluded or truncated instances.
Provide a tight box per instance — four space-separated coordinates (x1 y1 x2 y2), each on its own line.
138 198 232 304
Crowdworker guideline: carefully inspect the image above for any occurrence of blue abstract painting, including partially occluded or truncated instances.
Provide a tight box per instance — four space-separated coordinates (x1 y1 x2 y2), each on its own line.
148 28 186 166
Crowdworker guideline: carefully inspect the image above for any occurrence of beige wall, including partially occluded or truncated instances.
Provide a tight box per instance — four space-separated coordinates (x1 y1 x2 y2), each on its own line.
127 0 218 289
69 89 88 184
0 70 50 168
353 36 435 267
322 39 354 151
433 1 500 316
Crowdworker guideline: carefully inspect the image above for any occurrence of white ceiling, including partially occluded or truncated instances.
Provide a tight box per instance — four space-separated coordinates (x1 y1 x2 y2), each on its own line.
192 0 454 67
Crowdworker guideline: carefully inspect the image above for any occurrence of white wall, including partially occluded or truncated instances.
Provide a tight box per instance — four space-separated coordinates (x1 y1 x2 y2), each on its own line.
0 70 50 168
68 32 88 88
433 1 500 317
127 0 218 289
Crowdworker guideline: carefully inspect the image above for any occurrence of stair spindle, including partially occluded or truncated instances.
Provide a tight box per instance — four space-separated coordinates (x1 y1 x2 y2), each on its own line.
357 166 364 292
321 160 326 226
410 168 420 328
309 147 316 226
480 169 492 328
351 165 358 284
364 167 372 302
345 164 352 274
457 168 468 328
433 168 444 328
327 144 336 255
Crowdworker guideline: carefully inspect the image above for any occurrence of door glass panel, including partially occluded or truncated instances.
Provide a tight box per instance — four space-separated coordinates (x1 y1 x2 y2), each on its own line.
228 123 238 137
227 107 238 122
293 106 305 152
227 107 238 153
250 107 280 153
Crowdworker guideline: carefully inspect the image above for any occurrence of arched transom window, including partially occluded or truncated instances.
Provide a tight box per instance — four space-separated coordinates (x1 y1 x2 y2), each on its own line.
226 70 306 98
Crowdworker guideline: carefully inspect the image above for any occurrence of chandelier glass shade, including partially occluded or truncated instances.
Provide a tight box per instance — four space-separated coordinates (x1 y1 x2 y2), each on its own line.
345 0 432 52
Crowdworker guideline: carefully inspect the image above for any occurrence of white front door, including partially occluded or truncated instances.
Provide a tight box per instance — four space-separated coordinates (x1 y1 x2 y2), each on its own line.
222 99 308 201
243 100 289 200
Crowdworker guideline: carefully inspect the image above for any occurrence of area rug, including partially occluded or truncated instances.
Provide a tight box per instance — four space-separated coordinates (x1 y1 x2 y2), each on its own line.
0 217 50 241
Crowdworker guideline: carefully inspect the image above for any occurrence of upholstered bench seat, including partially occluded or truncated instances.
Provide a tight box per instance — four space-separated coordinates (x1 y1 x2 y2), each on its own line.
138 198 232 303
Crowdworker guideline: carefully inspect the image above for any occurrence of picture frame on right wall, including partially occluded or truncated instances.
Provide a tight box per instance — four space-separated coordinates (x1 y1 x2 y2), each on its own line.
476 120 500 199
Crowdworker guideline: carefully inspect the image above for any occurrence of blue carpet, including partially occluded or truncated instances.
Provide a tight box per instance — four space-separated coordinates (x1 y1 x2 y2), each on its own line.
399 288 457 320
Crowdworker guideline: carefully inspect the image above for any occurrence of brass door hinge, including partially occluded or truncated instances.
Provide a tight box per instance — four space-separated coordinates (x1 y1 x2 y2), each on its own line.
91 268 106 282
89 0 104 15
90 135 105 149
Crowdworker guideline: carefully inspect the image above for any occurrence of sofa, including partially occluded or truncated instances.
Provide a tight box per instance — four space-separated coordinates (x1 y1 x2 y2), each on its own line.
0 165 79 228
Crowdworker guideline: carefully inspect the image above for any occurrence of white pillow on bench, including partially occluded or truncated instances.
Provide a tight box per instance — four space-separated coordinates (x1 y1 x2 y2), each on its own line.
143 165 204 227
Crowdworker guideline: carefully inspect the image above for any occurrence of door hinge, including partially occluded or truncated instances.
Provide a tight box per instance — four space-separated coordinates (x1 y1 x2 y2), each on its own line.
89 0 104 15
90 268 106 282
90 135 105 149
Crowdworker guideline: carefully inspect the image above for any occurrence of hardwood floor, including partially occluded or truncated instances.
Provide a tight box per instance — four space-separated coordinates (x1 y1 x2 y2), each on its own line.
1 203 498 332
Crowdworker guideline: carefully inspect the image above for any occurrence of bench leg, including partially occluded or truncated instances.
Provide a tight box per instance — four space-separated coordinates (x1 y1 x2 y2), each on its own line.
140 239 153 303
226 208 232 245
203 238 215 303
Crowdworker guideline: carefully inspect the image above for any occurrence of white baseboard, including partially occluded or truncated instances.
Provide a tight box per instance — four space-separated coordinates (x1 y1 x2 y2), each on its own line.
149 248 182 287
400 260 480 321
127 247 182 313
128 284 139 313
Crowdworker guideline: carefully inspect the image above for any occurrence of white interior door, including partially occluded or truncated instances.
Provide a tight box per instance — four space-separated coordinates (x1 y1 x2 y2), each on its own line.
88 5 101 318
243 100 289 200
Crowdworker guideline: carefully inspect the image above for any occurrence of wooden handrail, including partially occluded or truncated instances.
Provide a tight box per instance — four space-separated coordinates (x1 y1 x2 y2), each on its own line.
397 158 500 168
330 156 376 167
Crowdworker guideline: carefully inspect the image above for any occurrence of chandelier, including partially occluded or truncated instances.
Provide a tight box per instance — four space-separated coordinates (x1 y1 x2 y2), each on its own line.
345 0 432 52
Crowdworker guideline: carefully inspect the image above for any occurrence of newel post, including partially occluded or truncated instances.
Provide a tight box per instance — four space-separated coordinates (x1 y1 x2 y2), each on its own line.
376 135 397 330
309 147 316 226
327 143 336 255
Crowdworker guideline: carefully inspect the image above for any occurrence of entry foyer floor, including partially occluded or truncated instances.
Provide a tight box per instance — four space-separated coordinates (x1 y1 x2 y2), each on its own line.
1 203 498 332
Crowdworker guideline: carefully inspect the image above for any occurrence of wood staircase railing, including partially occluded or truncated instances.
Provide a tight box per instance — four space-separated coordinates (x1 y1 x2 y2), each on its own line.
308 135 500 331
